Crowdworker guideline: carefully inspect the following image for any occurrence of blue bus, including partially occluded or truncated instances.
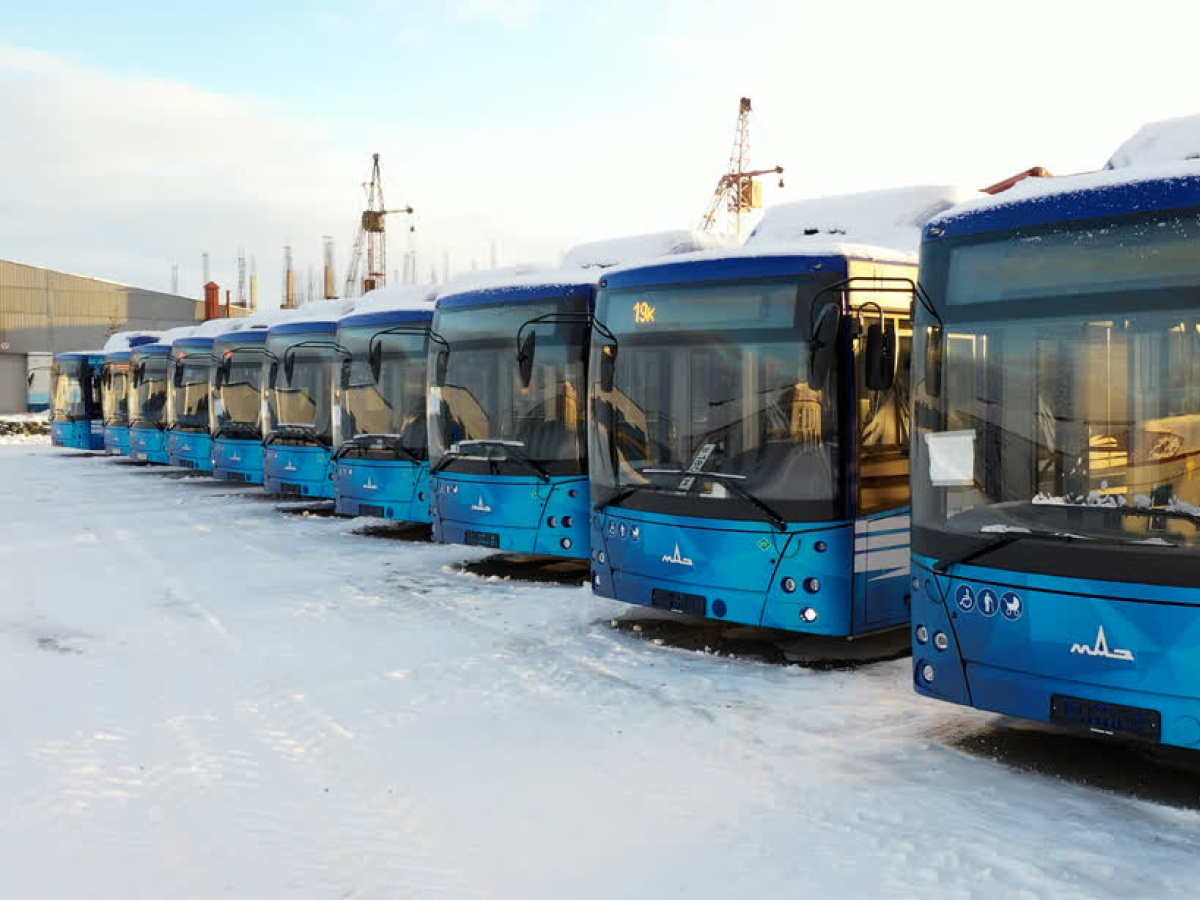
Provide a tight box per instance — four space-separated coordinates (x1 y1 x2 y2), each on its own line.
909 146 1200 748
100 334 160 456
263 304 355 497
428 234 714 559
587 189 967 635
129 335 187 464
167 334 219 472
50 352 106 450
333 289 438 520
211 325 270 483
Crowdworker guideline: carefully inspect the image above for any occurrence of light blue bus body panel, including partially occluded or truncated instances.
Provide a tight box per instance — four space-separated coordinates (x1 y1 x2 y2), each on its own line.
264 445 334 498
334 459 432 523
212 437 265 484
129 427 170 464
431 472 589 558
168 431 213 473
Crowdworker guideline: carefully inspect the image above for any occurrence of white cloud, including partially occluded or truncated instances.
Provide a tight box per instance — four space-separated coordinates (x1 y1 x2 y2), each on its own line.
453 0 540 29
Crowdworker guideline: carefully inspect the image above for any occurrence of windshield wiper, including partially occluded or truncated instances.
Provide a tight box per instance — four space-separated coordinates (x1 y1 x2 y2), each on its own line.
265 424 328 447
335 434 423 464
213 422 260 441
933 528 1088 573
642 467 788 532
432 439 551 482
596 482 675 511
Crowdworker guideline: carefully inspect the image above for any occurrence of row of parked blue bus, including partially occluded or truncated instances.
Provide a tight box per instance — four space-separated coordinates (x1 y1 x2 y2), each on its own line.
48 115 1200 751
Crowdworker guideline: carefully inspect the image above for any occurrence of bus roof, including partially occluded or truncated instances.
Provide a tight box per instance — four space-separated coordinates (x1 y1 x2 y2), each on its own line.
600 185 972 290
435 230 725 311
338 284 438 328
928 114 1200 240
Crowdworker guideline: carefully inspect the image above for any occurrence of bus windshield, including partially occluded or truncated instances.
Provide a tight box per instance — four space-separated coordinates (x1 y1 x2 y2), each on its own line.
590 274 845 523
336 323 429 459
429 297 589 476
169 355 212 432
265 333 334 445
914 206 1200 569
51 359 87 421
102 363 130 426
130 357 169 428
210 343 265 439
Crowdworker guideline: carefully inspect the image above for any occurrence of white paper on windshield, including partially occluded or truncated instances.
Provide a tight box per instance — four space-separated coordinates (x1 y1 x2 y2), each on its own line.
924 430 976 487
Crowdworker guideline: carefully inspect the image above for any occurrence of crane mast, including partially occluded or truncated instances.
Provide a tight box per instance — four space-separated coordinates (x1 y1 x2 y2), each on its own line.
698 97 784 238
343 154 414 298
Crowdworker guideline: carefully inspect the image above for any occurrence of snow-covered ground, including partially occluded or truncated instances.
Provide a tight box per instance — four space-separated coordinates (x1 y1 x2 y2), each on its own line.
3 445 1199 899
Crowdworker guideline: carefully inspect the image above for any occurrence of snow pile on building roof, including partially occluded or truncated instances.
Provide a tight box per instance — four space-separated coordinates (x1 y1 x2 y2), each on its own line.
1107 113 1200 169
745 185 978 257
102 330 163 352
439 231 728 296
346 284 439 315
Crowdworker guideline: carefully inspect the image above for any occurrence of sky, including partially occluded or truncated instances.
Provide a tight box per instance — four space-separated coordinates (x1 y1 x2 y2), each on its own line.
3 0 1200 303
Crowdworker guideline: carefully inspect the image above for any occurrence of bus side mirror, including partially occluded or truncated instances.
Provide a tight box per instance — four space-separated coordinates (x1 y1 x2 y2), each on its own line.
341 357 353 389
27 372 35 387
864 321 896 391
369 341 383 383
283 353 295 384
220 357 231 384
923 327 943 399
435 349 449 387
517 330 537 388
269 361 279 388
172 362 184 388
599 343 617 393
809 304 841 387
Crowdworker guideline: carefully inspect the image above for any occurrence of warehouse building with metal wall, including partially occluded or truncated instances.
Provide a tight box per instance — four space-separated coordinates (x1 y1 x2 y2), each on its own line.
0 259 250 414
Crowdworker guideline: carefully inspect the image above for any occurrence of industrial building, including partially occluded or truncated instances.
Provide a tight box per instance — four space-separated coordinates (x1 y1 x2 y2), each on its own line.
0 259 250 414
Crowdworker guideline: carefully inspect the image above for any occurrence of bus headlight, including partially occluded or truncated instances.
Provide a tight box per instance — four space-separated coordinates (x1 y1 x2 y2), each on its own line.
921 663 935 684
804 578 820 593
560 538 573 550
933 631 949 651
800 607 818 623
781 577 797 593
915 624 929 644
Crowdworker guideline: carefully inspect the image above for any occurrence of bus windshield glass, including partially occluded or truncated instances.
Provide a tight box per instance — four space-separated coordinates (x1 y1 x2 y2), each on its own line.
211 343 265 439
915 205 1200 561
590 274 845 523
102 364 130 426
265 333 334 445
169 355 212 431
130 357 168 428
429 297 589 476
337 323 429 458
51 359 87 420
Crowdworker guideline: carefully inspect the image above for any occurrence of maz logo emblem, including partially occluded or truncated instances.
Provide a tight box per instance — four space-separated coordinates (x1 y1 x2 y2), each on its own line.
363 476 379 491
471 496 492 513
661 543 694 567
1070 625 1135 662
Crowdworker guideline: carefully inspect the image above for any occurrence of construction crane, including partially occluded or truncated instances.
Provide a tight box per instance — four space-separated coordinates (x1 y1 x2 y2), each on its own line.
343 153 414 297
698 97 784 238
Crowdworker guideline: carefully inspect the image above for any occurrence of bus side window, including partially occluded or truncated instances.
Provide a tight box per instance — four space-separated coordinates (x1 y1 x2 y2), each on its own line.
858 314 912 516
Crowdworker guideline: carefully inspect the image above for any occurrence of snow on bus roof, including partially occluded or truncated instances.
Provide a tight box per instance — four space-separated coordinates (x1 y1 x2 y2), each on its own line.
931 115 1200 226
344 284 439 315
102 330 163 352
438 230 729 297
600 186 977 275
1107 113 1200 169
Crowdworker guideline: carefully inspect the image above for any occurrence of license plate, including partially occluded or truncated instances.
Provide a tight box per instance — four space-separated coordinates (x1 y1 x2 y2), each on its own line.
280 482 302 495
1049 694 1161 742
465 530 499 548
359 504 385 518
651 588 706 617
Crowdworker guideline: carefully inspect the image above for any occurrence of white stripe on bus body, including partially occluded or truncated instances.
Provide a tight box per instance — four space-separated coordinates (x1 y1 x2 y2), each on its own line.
854 515 910 534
